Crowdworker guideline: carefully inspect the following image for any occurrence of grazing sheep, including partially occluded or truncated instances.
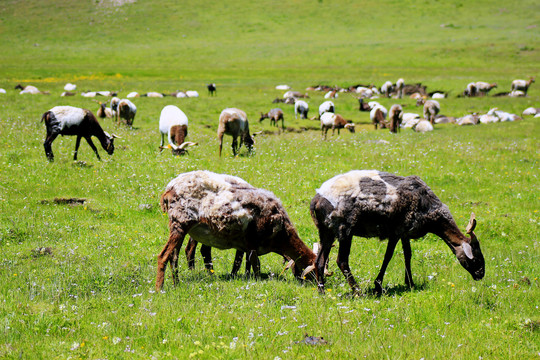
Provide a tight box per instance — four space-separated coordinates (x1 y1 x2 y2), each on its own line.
318 101 335 117
422 100 440 124
207 83 217 96
380 81 393 97
475 82 497 96
324 90 338 99
259 108 285 130
388 104 403 133
370 105 388 129
159 105 197 155
294 100 309 119
320 113 355 140
310 170 485 294
41 106 118 161
464 82 477 97
111 98 137 126
511 77 534 95
217 108 254 157
413 120 434 133
395 78 404 98
156 170 317 290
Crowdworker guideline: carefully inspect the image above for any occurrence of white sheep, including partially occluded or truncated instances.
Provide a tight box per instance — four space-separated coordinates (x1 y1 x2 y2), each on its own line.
511 77 534 94
186 90 199 98
395 78 404 98
413 120 434 132
318 101 335 117
423 100 440 124
126 92 140 98
64 83 77 91
158 105 197 155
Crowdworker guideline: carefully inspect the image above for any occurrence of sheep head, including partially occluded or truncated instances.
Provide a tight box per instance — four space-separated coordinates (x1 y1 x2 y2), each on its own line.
344 122 355 133
455 213 485 281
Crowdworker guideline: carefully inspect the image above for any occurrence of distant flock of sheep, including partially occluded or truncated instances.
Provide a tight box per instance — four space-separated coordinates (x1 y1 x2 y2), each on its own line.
3 77 535 293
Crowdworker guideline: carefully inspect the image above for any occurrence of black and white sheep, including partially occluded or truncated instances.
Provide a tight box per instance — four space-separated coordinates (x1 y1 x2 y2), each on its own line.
111 98 137 126
320 113 354 140
511 77 534 95
41 106 118 161
156 170 317 290
15 84 48 95
159 105 198 155
370 105 388 129
259 108 285 130
294 100 309 119
217 108 254 157
310 170 485 295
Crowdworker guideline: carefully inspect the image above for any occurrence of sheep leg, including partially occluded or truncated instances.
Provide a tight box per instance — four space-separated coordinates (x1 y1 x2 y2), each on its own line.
374 237 399 295
73 136 82 161
84 136 101 161
231 137 238 156
185 237 197 270
315 229 335 294
247 250 260 278
218 135 224 157
336 235 360 294
171 246 180 285
160 133 165 150
401 238 414 288
231 250 245 276
43 132 59 161
200 244 213 272
156 226 186 291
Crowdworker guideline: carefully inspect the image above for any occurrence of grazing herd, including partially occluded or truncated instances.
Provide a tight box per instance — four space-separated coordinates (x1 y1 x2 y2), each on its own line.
7 76 537 295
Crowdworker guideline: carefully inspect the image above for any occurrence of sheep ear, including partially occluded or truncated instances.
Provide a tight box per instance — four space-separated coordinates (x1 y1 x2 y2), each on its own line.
462 242 474 260
466 213 476 234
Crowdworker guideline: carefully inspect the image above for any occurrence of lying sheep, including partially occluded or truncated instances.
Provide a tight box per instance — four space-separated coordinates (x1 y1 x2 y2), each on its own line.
310 170 485 295
156 170 317 290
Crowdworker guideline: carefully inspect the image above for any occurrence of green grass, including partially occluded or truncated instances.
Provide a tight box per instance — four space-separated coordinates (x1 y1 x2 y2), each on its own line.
0 0 539 358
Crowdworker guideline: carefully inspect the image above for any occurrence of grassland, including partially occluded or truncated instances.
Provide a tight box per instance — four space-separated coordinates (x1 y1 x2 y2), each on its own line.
0 0 539 358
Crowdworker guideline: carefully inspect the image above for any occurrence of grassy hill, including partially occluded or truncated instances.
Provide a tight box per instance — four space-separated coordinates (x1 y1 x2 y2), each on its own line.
0 0 539 359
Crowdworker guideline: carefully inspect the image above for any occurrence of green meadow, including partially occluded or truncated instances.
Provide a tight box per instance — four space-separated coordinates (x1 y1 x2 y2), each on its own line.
0 0 539 358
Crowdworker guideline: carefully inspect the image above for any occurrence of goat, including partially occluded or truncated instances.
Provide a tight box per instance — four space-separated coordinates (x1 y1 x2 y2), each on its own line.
217 108 254 157
158 105 197 155
207 83 217 96
420 99 440 124
156 170 317 290
475 82 497 96
259 108 285 130
511 77 534 95
294 100 309 119
111 98 137 126
310 170 485 295
388 104 403 133
41 106 118 162
318 101 335 117
320 113 355 140
370 105 388 129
